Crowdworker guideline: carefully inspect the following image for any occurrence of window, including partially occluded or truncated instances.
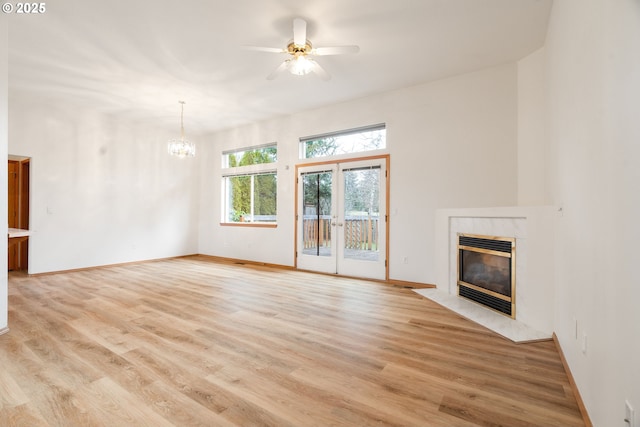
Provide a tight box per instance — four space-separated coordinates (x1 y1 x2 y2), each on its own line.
300 124 386 159
222 144 277 225
223 144 277 168
224 173 277 223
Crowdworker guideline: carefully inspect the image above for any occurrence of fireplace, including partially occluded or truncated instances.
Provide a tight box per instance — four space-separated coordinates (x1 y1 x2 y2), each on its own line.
457 233 515 318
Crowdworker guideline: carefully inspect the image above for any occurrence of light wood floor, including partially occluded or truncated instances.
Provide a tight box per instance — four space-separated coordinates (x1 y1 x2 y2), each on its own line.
0 256 584 426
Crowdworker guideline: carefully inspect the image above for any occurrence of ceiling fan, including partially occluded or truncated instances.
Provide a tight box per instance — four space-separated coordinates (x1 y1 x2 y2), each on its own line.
247 18 360 81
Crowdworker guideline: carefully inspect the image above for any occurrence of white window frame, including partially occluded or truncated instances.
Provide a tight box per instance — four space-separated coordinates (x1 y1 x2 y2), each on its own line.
299 124 387 160
221 143 278 226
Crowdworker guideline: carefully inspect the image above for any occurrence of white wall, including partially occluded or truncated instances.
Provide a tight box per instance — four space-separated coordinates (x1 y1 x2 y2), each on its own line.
546 0 640 425
8 96 199 274
517 48 549 206
0 13 8 331
199 63 518 284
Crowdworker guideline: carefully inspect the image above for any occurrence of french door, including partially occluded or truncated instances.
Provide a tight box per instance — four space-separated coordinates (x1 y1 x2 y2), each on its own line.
296 157 387 280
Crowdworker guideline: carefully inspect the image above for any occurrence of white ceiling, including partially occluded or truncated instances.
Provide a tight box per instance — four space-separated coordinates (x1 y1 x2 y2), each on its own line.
7 0 552 134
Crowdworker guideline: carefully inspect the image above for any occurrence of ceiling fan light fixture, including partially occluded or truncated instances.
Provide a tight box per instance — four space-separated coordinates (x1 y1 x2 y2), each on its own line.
168 101 195 158
289 55 314 76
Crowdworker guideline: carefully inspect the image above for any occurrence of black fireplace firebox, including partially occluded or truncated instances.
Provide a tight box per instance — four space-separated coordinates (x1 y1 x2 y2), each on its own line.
457 233 515 318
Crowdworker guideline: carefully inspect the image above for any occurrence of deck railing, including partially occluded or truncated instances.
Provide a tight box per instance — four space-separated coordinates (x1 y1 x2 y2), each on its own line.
302 215 379 250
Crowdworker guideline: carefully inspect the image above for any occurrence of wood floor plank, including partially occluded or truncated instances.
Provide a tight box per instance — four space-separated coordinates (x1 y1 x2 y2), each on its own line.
0 403 50 427
0 257 585 426
0 366 30 407
82 377 176 427
382 362 585 427
289 363 457 426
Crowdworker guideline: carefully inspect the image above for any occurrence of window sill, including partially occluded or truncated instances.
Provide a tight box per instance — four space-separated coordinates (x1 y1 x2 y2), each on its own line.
220 223 277 228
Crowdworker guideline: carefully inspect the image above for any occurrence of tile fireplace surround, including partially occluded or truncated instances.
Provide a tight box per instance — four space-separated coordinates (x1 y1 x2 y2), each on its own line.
423 206 558 343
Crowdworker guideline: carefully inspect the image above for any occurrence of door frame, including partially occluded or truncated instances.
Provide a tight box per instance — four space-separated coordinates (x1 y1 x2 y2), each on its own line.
294 154 390 280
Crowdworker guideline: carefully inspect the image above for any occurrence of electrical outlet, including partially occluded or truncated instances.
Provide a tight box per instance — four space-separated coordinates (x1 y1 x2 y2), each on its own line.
625 400 634 427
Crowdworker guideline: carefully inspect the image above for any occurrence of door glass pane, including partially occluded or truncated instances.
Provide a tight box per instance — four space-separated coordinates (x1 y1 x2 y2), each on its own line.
302 172 332 256
343 167 380 261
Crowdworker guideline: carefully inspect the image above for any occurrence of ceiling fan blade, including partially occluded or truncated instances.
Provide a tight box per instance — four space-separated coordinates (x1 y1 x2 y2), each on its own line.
266 60 290 80
243 46 286 53
293 18 307 46
309 59 331 81
313 45 360 56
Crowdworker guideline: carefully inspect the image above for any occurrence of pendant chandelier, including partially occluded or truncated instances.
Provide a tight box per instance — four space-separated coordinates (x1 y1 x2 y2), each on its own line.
168 101 195 158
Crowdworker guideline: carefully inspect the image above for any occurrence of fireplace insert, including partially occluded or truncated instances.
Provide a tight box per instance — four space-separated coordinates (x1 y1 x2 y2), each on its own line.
457 233 515 317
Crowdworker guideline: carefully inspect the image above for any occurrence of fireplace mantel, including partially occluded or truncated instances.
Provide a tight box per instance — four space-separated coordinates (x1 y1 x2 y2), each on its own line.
427 206 557 341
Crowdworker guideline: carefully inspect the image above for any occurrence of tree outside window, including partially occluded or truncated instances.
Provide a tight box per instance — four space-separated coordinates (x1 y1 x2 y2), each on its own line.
223 145 277 224
227 173 277 223
300 125 386 159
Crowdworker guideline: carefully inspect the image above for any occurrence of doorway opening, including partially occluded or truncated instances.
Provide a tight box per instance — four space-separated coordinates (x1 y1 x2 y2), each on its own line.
8 156 30 271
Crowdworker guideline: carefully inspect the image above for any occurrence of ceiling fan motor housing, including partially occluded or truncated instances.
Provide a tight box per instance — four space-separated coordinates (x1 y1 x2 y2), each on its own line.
287 41 312 57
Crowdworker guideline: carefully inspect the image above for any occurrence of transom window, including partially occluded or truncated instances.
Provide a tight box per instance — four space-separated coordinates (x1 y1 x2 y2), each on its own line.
300 124 386 159
223 144 277 168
